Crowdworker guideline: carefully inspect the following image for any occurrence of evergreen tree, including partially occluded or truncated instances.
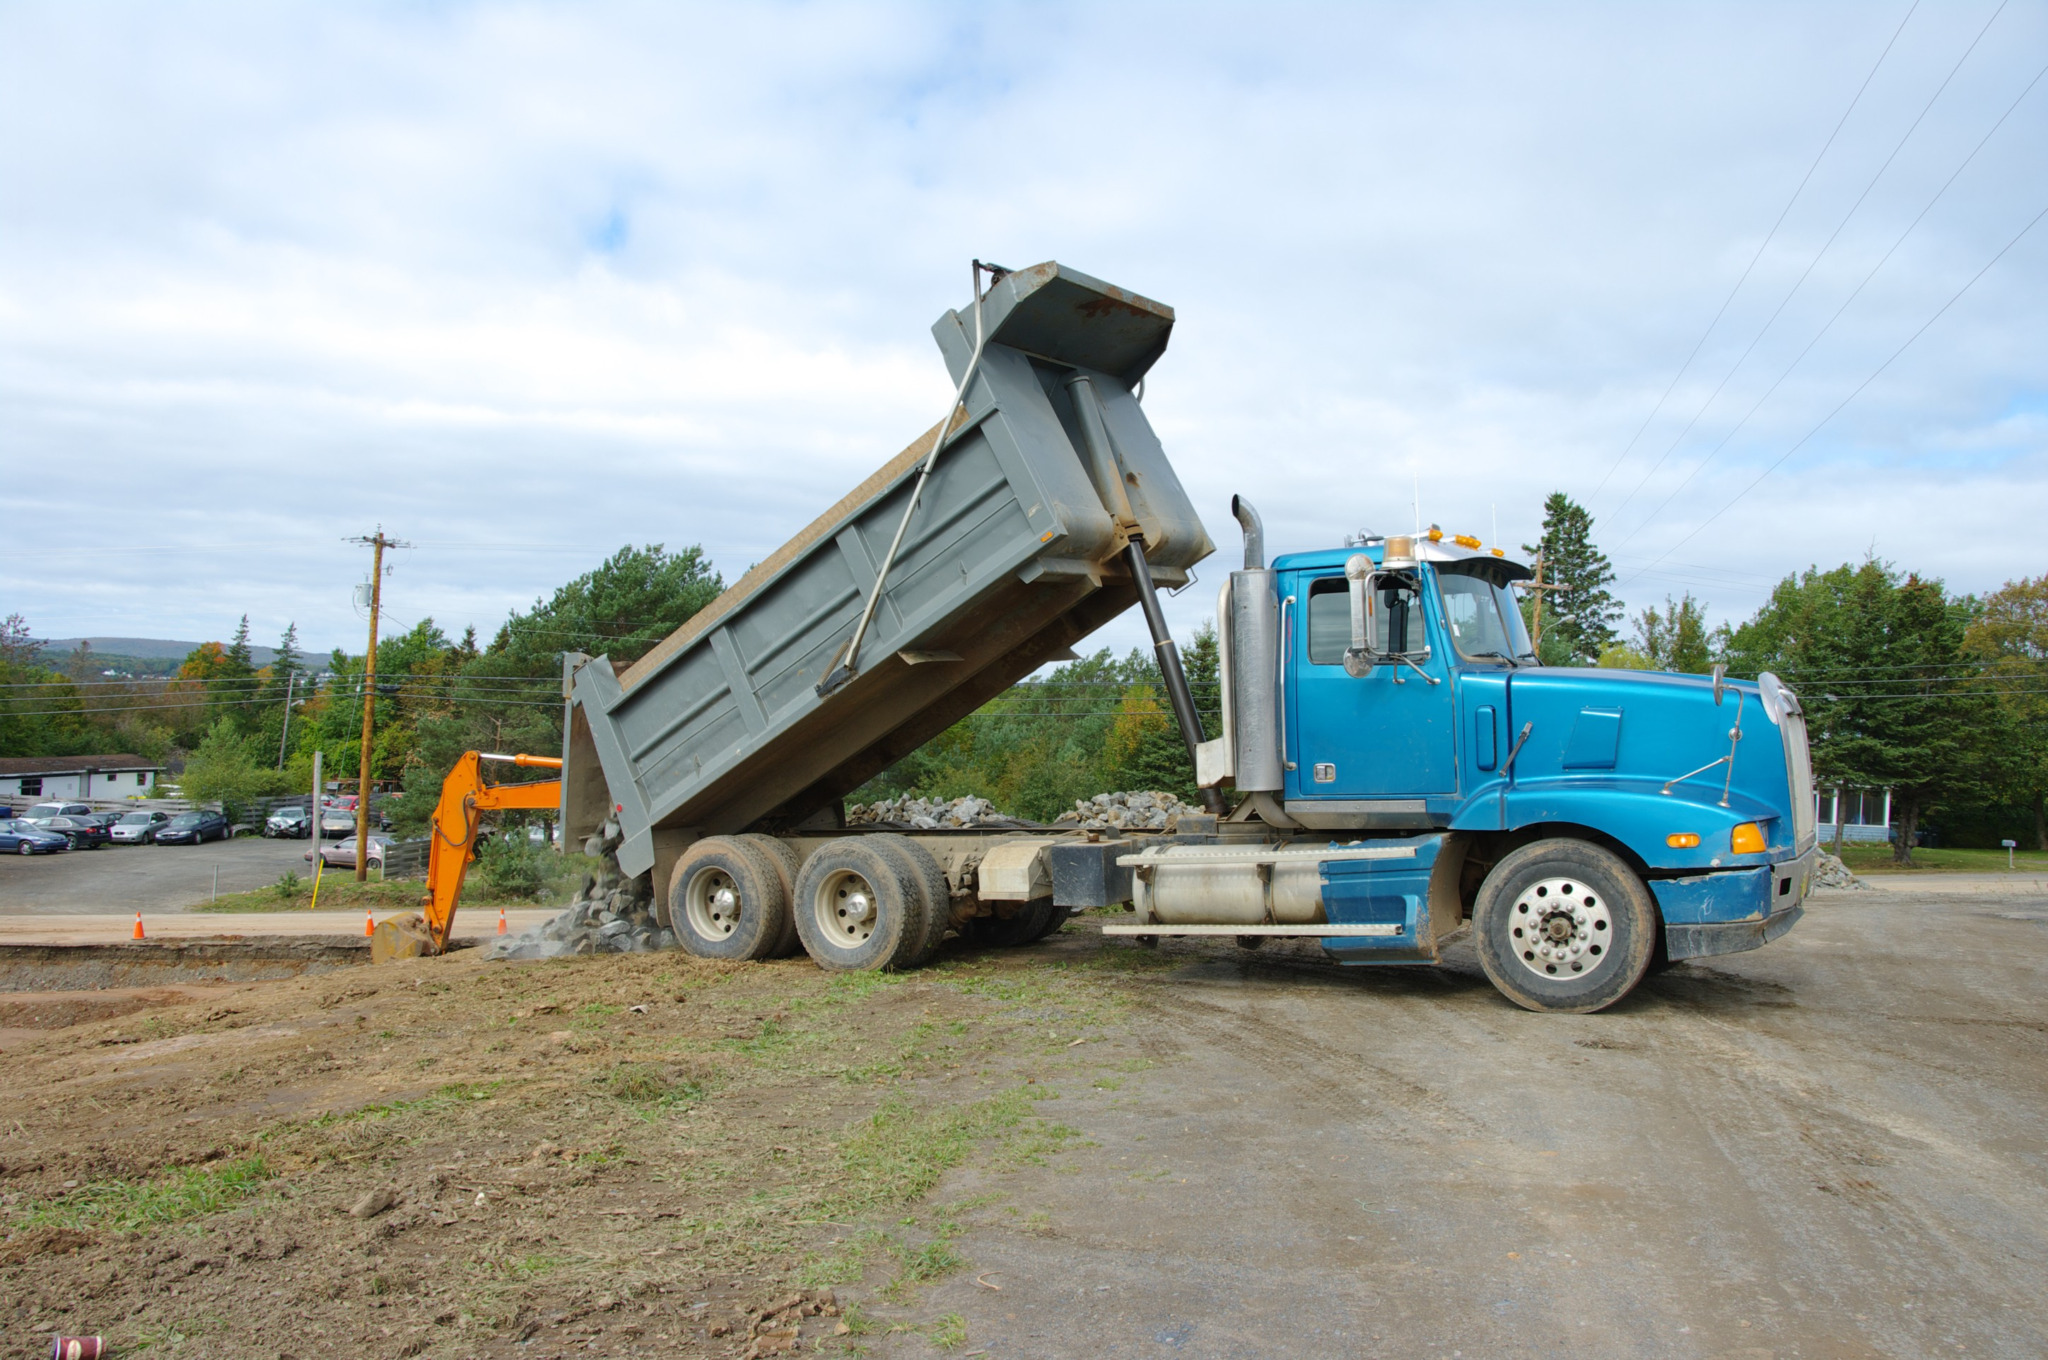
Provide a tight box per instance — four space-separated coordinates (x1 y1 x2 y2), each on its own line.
1522 493 1621 664
1610 594 1710 673
1962 575 2048 849
1721 561 1982 864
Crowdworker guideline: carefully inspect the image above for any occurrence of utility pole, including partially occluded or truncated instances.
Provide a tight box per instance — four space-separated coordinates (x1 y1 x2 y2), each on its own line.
348 529 408 881
276 672 295 770
1520 548 1565 661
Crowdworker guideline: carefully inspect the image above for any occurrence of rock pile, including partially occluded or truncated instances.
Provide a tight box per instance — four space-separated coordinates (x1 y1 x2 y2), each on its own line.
487 819 673 960
1810 851 1870 891
846 794 1020 828
1053 790 1195 831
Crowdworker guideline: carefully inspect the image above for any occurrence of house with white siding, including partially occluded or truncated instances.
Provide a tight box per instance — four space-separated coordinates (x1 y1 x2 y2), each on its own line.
0 754 162 801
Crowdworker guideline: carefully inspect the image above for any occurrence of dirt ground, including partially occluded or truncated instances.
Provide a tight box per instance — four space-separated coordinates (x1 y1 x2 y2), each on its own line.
3 883 2045 1359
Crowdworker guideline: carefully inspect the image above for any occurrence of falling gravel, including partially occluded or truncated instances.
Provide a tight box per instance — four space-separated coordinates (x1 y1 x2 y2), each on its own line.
487 819 671 960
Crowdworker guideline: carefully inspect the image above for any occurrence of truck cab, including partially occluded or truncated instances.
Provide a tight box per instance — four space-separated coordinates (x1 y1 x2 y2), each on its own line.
1234 526 1817 1009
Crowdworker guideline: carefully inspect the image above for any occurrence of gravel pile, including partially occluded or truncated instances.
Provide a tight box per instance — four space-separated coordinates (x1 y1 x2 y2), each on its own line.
847 794 1022 828
487 819 673 960
1811 851 1870 891
1053 790 1195 831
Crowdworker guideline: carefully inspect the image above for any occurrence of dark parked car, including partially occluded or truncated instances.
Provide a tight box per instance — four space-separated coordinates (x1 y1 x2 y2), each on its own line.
109 810 172 844
155 810 230 845
41 815 112 850
265 806 313 838
0 821 68 855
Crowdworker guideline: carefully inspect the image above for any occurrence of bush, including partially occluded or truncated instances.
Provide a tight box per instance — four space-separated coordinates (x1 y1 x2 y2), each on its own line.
473 835 555 902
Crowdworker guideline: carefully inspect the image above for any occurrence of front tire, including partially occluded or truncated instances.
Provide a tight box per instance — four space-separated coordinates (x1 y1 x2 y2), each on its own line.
1473 838 1656 1014
668 837 789 961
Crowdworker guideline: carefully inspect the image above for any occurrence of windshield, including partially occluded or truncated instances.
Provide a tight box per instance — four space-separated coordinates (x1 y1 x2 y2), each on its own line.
169 814 201 826
118 814 153 824
1436 564 1535 663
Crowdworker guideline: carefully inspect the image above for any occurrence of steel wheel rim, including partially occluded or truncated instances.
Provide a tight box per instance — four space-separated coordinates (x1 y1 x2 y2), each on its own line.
1508 876 1612 981
684 867 743 941
813 868 878 948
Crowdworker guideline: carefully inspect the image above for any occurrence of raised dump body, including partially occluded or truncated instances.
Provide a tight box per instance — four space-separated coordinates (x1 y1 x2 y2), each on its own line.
562 263 1213 884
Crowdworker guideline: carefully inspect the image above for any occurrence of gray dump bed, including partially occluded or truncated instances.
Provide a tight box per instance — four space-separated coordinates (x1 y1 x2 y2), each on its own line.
562 263 1213 882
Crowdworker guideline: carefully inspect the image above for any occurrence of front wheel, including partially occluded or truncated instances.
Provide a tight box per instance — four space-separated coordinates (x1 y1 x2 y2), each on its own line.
1473 838 1657 1014
16 842 31 856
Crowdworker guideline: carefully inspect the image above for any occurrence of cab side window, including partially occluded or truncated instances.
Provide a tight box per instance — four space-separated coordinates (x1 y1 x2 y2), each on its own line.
1306 577 1349 664
1305 573 1420 665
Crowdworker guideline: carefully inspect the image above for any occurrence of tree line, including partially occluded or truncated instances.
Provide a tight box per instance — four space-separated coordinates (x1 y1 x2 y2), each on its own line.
6 501 2041 858
1523 492 2047 859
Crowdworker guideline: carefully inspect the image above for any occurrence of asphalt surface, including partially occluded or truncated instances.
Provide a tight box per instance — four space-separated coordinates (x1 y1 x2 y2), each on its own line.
917 883 2048 1360
0 832 335 912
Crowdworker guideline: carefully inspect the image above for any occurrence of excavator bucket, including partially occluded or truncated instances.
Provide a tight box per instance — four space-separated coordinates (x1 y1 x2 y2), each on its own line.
371 912 438 964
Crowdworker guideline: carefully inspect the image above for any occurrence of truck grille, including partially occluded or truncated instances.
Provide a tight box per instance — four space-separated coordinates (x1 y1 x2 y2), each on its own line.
1782 708 1816 852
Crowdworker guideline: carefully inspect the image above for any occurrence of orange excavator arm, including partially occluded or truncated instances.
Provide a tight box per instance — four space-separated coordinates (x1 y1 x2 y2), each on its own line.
418 750 562 954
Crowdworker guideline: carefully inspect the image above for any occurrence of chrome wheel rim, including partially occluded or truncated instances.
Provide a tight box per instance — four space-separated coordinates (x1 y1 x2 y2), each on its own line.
1508 876 1611 980
813 868 878 949
684 867 742 941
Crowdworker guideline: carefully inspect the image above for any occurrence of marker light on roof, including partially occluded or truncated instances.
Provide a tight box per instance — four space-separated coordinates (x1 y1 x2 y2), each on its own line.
1453 533 1481 549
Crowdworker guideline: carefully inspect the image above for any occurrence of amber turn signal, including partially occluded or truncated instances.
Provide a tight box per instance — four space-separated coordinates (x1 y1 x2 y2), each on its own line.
1665 832 1701 849
1730 823 1767 855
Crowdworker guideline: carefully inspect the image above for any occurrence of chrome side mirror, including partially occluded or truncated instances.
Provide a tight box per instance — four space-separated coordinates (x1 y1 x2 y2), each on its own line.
1712 663 1727 707
1344 554 1377 677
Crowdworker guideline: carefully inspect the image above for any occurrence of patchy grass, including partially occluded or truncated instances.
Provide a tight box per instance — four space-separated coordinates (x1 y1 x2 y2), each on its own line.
291 1081 501 1131
18 1157 271 1232
931 1312 969 1349
1837 843 2048 874
820 1090 1037 1219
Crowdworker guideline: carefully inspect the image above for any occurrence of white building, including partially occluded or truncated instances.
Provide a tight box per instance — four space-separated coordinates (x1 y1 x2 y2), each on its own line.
0 754 162 801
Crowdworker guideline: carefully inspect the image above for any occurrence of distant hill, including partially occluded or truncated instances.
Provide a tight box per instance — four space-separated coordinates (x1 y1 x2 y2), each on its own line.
37 637 338 672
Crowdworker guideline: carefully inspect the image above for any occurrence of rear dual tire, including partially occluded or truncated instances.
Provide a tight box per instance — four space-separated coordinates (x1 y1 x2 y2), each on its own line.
668 837 792 962
791 836 948 972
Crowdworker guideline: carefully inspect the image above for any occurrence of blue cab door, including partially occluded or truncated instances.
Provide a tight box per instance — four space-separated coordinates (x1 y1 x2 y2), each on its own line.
1287 569 1458 799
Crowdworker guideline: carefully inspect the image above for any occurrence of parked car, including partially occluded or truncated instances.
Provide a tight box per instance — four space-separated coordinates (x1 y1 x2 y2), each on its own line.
307 834 391 869
319 810 356 839
41 815 112 850
0 821 68 855
265 806 313 839
109 810 172 844
155 810 230 845
22 801 93 825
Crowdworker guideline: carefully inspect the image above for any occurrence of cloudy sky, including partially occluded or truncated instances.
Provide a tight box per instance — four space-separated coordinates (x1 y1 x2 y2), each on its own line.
3 0 2043 662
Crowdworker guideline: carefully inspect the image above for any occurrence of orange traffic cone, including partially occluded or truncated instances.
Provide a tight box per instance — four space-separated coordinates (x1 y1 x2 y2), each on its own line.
364 909 376 938
132 912 145 940
496 908 507 936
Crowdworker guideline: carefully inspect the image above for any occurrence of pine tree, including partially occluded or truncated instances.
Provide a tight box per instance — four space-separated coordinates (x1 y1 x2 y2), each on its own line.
1522 493 1621 665
1962 575 2048 849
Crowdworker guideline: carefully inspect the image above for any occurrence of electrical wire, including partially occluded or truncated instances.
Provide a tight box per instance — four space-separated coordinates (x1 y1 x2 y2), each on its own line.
1614 16 2040 556
1624 193 2048 584
1586 0 1922 506
1607 0 2009 538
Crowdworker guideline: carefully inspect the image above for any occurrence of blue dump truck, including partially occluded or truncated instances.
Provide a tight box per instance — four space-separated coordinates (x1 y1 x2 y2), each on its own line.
561 261 1816 1013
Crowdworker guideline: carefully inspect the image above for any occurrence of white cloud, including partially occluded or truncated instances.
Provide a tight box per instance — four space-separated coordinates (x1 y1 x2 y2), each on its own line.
1 0 2043 661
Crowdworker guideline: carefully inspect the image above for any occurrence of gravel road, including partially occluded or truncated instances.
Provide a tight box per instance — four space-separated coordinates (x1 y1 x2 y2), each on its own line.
0 834 321 913
913 884 2048 1359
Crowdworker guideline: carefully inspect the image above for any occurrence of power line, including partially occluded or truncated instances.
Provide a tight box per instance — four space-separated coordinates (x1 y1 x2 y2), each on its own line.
1613 3 2028 553
1625 193 2048 583
1585 0 1922 506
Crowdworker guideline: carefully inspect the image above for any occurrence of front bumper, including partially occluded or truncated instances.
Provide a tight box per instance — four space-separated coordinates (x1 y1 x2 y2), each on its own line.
1651 844 1816 962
